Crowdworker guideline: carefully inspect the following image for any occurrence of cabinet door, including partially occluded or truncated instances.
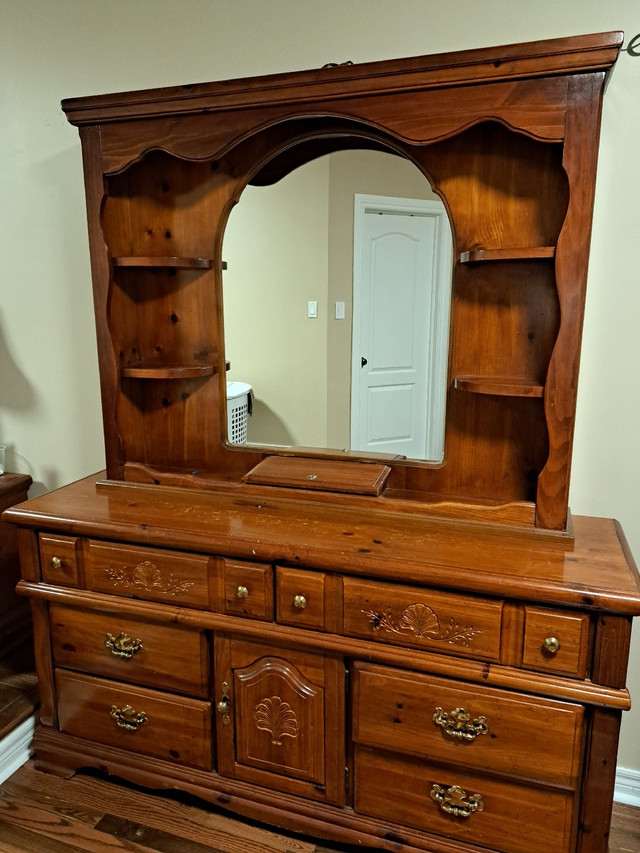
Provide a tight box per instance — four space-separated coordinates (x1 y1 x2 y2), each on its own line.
214 636 345 804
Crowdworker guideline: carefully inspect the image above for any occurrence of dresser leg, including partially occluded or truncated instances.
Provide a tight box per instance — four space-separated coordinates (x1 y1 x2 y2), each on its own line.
577 708 621 853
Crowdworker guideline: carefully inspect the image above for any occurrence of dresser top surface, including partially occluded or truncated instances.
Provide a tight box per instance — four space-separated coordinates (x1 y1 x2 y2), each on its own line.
5 473 640 613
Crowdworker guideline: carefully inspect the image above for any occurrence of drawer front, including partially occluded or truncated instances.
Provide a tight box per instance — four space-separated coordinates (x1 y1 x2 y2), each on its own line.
523 606 590 678
353 662 584 787
40 534 80 587
56 669 212 770
276 567 326 630
223 559 273 620
86 541 211 608
343 577 502 661
354 746 575 853
50 604 209 698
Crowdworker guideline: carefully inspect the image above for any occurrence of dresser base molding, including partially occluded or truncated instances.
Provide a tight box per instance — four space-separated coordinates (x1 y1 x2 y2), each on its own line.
32 725 530 853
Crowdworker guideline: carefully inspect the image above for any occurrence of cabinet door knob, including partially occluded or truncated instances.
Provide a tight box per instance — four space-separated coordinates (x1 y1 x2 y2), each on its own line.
543 636 561 655
293 594 307 609
50 556 62 569
236 585 249 599
217 681 231 725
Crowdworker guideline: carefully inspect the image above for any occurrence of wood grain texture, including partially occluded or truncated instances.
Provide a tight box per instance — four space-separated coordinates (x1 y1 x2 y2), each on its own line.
8 476 640 614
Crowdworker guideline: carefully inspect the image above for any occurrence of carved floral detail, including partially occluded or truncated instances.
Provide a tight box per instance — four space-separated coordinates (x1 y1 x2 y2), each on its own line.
105 560 196 596
254 696 299 745
362 602 480 646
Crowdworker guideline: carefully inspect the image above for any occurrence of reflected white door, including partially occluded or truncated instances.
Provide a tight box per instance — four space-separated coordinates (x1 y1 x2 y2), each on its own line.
351 196 451 460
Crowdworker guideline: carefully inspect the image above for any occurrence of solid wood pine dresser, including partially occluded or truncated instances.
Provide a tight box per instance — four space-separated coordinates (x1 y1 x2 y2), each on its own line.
6 30 640 853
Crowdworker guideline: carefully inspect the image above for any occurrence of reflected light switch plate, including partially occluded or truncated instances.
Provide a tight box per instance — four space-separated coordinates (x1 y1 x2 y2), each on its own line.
335 301 345 319
307 301 318 318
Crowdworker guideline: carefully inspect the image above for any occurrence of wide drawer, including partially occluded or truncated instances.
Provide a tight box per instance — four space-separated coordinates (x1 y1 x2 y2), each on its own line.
56 669 212 770
50 604 209 697
343 577 503 661
85 540 211 607
354 746 575 853
353 662 584 787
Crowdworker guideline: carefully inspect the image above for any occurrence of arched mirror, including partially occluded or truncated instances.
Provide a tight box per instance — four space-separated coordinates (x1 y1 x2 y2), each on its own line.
222 147 453 463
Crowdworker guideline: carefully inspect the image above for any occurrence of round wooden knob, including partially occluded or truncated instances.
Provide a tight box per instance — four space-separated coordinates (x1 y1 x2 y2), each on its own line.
293 594 307 609
543 636 561 655
50 557 62 569
236 585 249 599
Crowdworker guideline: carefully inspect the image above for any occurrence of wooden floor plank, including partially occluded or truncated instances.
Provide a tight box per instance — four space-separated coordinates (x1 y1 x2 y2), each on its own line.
609 802 640 852
1 763 321 853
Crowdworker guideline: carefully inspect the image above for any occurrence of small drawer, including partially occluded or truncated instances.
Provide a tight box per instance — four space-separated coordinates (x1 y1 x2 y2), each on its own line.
40 534 80 587
56 669 212 770
223 558 273 621
276 567 326 630
50 604 209 698
353 662 584 787
522 606 590 678
343 577 503 662
86 541 211 608
354 746 575 853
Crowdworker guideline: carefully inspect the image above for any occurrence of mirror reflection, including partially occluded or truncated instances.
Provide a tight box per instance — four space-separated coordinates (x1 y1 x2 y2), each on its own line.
222 148 453 463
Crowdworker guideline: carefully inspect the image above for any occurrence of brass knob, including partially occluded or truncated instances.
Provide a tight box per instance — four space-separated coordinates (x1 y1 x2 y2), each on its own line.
50 556 62 569
293 594 307 609
236 585 249 599
543 636 561 655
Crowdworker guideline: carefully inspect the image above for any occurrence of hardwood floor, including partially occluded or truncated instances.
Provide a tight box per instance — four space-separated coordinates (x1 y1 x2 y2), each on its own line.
0 759 637 852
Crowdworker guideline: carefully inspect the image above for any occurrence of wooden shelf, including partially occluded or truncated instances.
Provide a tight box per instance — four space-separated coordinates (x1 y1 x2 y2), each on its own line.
121 364 217 380
459 247 555 264
454 375 545 398
113 256 216 269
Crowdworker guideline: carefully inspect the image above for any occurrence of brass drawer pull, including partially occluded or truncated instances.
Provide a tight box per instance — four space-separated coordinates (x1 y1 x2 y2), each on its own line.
217 681 231 725
543 636 561 655
430 783 484 818
50 556 62 569
293 594 307 609
105 632 143 659
236 585 249 599
433 706 489 742
110 704 148 731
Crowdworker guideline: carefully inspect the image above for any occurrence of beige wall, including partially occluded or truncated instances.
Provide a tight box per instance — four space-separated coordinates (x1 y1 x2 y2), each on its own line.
2 0 640 773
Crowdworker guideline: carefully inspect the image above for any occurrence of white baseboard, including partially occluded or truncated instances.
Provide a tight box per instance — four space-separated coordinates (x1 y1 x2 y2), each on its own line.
615 765 640 807
0 715 36 784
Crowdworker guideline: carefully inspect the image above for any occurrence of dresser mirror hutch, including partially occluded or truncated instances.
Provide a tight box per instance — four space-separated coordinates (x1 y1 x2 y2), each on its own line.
6 31 640 853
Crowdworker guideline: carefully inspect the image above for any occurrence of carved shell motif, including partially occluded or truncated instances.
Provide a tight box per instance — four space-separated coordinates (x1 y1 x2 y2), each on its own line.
105 560 196 596
398 603 440 637
254 696 299 745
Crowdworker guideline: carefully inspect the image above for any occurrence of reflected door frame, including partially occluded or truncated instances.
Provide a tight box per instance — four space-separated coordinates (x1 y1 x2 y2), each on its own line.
351 194 453 462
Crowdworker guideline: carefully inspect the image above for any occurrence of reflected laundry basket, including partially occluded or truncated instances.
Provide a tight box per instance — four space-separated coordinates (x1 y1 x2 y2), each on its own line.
226 382 253 444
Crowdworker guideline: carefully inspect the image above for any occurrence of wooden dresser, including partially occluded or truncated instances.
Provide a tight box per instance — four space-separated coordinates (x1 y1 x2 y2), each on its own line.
6 31 640 853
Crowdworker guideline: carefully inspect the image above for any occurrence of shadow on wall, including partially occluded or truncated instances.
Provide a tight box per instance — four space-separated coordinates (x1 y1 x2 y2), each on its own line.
247 400 296 448
0 311 53 495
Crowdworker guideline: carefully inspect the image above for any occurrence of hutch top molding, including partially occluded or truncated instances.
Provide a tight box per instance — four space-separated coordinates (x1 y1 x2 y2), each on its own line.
62 31 623 532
